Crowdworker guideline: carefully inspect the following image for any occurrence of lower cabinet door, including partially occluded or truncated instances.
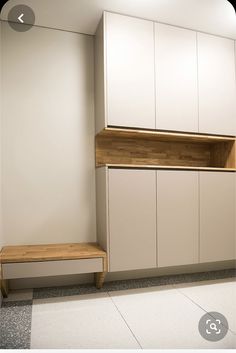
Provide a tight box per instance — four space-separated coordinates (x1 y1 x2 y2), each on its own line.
157 171 199 267
200 172 236 262
108 168 157 271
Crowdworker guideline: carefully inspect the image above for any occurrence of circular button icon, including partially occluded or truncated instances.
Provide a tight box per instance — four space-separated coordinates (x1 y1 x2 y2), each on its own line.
8 5 35 32
198 312 229 342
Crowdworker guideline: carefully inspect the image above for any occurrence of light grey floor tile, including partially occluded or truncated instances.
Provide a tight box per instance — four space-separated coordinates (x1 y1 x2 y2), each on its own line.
30 292 140 349
109 285 236 349
174 278 236 335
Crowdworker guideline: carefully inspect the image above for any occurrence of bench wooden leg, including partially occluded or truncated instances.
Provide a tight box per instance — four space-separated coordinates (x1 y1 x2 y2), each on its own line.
95 272 106 289
0 264 8 298
1 279 9 298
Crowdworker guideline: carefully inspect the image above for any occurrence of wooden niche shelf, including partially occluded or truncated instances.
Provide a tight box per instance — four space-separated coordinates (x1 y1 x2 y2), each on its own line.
95 128 236 171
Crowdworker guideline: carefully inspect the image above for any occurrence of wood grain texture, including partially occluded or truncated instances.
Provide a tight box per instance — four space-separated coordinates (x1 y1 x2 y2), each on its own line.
0 243 107 264
97 135 210 167
95 271 107 289
1 280 8 298
210 141 236 168
98 127 235 142
98 164 236 172
96 128 236 170
0 265 8 298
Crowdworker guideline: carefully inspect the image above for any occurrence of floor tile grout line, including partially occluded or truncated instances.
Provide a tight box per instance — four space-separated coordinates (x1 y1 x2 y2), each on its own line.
107 291 143 349
174 286 236 336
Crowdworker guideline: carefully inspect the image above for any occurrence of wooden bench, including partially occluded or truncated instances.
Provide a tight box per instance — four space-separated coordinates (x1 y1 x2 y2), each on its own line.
0 242 107 297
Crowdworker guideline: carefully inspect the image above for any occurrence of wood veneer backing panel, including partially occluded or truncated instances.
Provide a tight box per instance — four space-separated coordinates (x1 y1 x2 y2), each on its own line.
96 135 211 167
210 141 236 168
96 129 236 169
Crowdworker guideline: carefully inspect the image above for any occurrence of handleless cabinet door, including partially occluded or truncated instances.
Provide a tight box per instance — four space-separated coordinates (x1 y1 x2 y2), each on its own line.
198 33 236 136
155 24 198 133
108 169 156 271
105 12 155 129
157 171 199 267
200 172 236 262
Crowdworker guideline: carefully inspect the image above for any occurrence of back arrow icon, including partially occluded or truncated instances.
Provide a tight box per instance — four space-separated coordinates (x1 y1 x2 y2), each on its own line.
18 13 24 23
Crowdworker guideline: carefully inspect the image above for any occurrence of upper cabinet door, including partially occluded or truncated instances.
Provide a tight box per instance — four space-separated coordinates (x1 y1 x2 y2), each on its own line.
198 33 236 136
155 24 198 133
105 12 155 129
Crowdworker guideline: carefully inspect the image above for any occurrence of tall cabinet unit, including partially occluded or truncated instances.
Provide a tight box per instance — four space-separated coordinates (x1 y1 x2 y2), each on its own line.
95 12 236 275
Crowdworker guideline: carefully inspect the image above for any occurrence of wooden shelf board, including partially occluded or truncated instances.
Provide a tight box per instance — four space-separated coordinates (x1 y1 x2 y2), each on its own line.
96 128 236 170
99 127 236 143
97 164 236 172
0 242 106 264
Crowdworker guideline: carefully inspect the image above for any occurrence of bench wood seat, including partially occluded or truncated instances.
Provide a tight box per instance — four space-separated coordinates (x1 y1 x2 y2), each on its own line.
0 242 107 297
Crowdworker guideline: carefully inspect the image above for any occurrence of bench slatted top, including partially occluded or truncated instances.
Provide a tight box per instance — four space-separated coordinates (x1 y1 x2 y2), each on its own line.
0 242 106 264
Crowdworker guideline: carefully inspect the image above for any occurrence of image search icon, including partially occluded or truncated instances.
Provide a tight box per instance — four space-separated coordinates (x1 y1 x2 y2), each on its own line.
198 312 229 342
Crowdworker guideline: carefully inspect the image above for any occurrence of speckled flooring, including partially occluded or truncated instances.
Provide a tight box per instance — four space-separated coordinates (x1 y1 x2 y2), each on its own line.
0 300 32 349
0 269 235 349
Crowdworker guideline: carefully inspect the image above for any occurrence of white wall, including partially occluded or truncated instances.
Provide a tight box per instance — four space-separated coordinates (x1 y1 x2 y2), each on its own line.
1 0 236 39
1 22 96 246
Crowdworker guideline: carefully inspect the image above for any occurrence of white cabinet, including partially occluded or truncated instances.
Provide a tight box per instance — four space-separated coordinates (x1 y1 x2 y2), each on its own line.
108 168 157 271
155 24 198 133
95 12 236 135
157 171 199 267
198 33 236 136
200 172 236 262
105 12 155 129
96 168 236 273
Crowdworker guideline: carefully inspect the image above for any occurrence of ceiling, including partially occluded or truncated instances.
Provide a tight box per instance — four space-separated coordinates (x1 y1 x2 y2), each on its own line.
1 0 236 38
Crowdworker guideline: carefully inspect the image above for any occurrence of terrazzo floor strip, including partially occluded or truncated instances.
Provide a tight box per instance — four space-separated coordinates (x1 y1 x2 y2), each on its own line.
33 268 236 299
0 300 32 349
